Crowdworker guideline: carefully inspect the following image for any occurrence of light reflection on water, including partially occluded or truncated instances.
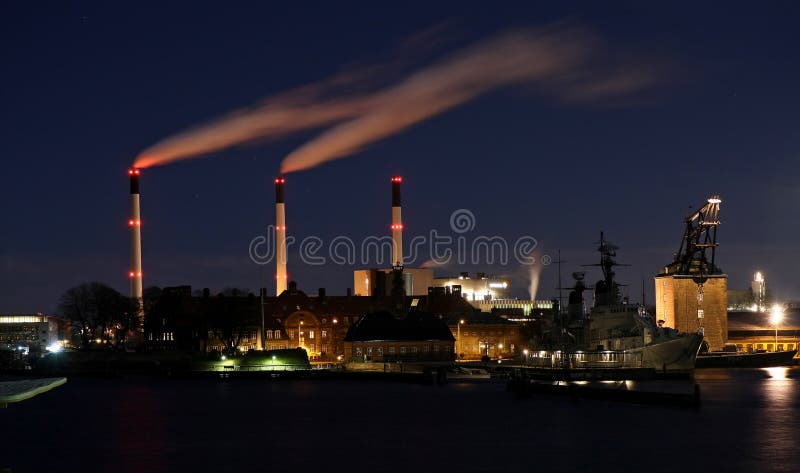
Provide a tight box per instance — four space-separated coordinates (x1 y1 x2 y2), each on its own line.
759 367 796 471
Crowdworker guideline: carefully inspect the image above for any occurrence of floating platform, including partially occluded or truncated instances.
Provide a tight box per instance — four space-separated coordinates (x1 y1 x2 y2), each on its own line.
0 377 67 407
696 350 797 368
497 364 663 381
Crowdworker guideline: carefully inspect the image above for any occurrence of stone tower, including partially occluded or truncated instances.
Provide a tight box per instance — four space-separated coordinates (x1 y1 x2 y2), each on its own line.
654 196 728 351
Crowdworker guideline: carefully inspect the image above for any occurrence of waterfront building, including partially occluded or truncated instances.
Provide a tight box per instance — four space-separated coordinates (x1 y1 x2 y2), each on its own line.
447 312 523 359
727 309 800 353
145 281 473 360
0 314 62 352
342 311 455 362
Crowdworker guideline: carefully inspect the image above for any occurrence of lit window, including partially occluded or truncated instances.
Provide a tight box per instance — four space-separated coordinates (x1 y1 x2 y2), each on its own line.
389 347 396 354
411 346 418 353
274 330 281 339
309 330 315 339
321 330 327 338
400 347 407 354
266 330 273 339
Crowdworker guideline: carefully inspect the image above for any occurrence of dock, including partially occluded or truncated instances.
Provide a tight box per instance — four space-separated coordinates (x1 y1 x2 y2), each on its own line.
0 377 67 408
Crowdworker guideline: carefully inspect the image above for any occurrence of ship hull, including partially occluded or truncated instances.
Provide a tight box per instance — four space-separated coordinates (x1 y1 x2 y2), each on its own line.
626 333 704 373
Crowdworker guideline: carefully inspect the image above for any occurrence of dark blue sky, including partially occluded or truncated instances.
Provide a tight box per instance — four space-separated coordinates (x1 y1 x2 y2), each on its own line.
2 1 799 312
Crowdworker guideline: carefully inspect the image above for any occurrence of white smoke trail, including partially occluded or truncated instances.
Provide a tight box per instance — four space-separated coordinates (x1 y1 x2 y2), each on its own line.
135 24 657 170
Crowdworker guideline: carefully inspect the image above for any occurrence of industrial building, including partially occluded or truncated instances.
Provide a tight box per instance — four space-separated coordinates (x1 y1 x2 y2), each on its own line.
431 272 511 301
351 176 437 296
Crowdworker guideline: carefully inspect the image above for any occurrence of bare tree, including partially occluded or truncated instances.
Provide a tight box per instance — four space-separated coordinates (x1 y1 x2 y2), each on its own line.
58 282 129 349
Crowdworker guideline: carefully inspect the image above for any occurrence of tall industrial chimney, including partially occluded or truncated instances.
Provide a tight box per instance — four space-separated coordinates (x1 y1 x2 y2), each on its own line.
391 176 403 267
128 168 143 320
275 176 288 295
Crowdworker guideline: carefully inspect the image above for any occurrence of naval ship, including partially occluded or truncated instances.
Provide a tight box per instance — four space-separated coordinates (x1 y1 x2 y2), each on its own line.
559 233 704 374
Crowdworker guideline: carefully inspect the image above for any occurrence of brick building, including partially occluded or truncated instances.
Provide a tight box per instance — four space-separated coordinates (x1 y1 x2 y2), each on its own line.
655 274 728 351
145 281 475 361
343 311 455 362
447 312 524 359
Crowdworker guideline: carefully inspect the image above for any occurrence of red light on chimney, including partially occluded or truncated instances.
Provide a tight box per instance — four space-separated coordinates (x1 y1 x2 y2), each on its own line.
129 271 135 278
128 220 134 226
275 177 285 184
137 272 142 277
392 176 402 182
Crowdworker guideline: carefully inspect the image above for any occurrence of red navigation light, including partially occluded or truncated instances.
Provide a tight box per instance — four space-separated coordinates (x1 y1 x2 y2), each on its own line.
129 272 135 278
275 177 285 184
128 220 134 226
392 176 402 182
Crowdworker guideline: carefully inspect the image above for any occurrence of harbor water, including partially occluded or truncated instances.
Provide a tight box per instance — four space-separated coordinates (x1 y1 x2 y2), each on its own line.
2 367 799 473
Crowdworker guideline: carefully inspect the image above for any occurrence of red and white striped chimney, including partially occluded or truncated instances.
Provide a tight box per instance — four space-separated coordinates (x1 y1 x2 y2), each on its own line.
128 168 143 314
391 176 403 267
275 176 288 295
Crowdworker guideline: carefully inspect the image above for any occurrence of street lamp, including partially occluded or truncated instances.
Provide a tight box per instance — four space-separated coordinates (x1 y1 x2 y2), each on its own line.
770 304 784 351
457 319 465 359
523 348 529 364
299 320 304 349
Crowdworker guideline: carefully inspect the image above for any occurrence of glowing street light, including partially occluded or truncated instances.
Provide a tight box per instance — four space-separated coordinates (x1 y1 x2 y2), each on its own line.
770 304 785 350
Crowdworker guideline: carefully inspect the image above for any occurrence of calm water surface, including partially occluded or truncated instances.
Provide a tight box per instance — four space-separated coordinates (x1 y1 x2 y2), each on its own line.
2 368 799 473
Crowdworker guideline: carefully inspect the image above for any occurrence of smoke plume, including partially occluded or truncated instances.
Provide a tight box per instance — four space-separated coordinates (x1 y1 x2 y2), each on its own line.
134 25 657 170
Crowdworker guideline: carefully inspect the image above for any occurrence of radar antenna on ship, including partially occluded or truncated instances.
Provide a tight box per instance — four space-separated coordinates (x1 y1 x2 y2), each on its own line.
582 232 630 307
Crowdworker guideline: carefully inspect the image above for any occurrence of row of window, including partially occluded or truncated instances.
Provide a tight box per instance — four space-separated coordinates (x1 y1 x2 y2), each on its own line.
740 343 796 351
148 332 174 341
354 345 452 355
264 330 282 339
461 330 516 337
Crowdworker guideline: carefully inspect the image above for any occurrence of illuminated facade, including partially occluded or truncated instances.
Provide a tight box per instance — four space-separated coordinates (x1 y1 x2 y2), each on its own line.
432 272 511 301
655 275 728 351
0 314 61 352
353 268 434 297
447 313 523 359
727 310 800 353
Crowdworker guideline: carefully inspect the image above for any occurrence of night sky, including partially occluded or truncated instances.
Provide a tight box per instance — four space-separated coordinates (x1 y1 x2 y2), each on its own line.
2 1 799 313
